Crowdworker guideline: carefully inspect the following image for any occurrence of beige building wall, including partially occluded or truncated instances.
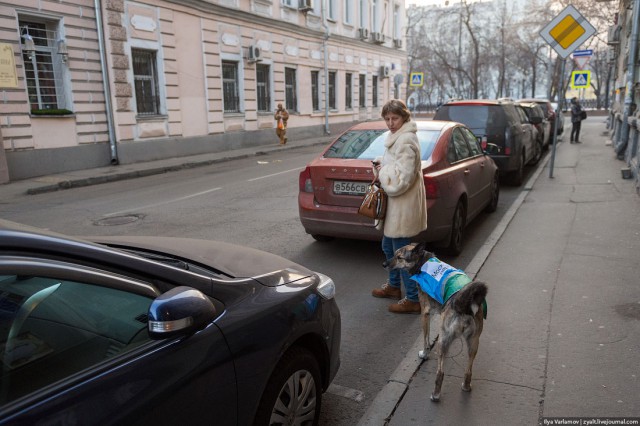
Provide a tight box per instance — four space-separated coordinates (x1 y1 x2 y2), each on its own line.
0 0 109 153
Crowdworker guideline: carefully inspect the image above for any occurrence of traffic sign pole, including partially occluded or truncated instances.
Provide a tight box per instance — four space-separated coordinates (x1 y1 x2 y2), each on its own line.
549 59 566 179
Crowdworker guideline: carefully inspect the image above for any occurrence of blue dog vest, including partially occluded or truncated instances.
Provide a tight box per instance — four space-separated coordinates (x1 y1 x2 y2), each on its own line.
410 257 487 318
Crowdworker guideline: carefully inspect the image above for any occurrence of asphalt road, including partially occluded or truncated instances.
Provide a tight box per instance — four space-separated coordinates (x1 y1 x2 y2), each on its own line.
0 144 543 424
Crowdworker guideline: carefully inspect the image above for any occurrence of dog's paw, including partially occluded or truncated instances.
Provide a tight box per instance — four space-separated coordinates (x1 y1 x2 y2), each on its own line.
461 382 472 392
430 393 440 402
418 350 429 360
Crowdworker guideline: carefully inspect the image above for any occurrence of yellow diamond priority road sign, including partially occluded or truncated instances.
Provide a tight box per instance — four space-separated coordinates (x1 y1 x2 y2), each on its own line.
540 5 595 59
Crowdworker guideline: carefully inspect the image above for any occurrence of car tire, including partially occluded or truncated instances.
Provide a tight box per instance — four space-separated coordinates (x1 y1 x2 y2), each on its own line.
507 152 524 186
530 140 543 166
253 347 322 426
445 200 466 256
484 173 499 213
312 234 334 242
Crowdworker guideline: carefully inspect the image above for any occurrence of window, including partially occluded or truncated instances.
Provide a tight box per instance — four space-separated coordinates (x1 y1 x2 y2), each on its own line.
359 0 368 29
451 128 471 160
256 64 271 112
132 49 161 116
328 71 336 110
222 61 240 113
0 274 152 405
345 73 352 110
372 75 378 107
393 4 401 39
359 74 366 108
282 0 295 6
328 0 337 20
344 0 353 25
285 67 297 112
19 19 70 113
311 71 320 111
372 0 379 32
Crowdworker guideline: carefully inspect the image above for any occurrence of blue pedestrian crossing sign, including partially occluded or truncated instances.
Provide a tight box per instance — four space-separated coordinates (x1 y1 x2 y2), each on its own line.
409 72 424 87
571 70 591 89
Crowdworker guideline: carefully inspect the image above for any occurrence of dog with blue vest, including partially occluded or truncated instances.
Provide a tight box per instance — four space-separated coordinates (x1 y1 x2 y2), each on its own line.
383 242 488 402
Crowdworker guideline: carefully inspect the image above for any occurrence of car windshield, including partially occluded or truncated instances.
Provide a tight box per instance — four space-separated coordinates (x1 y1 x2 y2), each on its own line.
437 105 506 129
324 129 438 160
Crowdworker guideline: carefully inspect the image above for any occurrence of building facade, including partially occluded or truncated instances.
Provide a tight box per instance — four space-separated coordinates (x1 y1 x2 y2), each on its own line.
0 0 407 181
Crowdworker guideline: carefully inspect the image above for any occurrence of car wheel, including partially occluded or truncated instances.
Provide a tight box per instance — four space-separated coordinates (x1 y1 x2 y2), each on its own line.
445 201 466 256
484 173 499 213
507 152 524 186
253 347 322 426
312 234 334 242
530 140 543 166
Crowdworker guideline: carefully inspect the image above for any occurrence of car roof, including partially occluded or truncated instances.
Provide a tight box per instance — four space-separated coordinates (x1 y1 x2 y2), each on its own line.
518 98 550 103
345 119 459 132
441 99 513 106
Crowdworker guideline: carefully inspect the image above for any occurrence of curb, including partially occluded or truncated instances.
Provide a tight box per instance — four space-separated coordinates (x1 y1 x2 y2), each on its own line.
24 138 333 195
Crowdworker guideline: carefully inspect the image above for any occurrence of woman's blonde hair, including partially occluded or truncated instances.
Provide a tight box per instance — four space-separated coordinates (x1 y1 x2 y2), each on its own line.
381 99 411 122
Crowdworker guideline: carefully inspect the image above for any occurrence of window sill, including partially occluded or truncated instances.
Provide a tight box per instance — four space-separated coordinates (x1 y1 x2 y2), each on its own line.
30 113 76 118
136 114 168 122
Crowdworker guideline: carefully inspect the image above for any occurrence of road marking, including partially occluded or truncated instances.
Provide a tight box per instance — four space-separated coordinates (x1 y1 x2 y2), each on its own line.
327 384 365 403
246 167 303 182
104 187 222 216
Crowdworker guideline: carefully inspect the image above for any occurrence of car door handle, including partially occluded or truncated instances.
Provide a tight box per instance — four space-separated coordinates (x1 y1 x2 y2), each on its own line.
464 169 470 175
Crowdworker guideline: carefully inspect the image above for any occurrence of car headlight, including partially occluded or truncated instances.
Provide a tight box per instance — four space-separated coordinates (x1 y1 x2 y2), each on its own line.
315 272 336 300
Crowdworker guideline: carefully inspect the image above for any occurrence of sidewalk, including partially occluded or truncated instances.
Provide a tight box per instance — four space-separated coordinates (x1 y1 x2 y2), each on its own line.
365 118 640 424
0 134 335 200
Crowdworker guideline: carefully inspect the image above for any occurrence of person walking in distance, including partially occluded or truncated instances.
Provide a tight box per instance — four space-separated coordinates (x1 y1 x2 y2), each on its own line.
570 97 584 144
371 99 428 314
274 103 289 145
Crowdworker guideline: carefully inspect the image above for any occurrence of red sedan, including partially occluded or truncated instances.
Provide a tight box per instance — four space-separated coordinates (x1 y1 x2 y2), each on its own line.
298 120 500 255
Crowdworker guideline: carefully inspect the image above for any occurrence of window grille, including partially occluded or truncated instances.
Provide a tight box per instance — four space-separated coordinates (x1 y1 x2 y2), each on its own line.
132 49 161 116
256 64 270 112
359 74 366 108
372 75 378 107
328 71 336 110
222 61 240 113
19 20 68 113
311 71 320 111
285 68 297 112
345 73 352 109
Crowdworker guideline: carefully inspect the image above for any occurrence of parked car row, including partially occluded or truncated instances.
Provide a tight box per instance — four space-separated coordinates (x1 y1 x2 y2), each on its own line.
297 97 566 256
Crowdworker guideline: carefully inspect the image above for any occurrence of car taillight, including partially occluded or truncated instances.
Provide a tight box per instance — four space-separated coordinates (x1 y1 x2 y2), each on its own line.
480 136 488 150
299 167 313 192
424 176 439 199
504 147 511 155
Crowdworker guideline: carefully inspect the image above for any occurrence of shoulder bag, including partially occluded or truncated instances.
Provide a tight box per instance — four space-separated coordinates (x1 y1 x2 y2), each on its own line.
358 177 387 220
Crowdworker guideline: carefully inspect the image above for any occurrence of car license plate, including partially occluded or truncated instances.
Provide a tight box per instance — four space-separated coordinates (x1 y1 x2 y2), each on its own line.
333 180 368 195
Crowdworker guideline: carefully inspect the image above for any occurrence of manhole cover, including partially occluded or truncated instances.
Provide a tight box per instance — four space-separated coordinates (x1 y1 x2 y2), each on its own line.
94 214 142 226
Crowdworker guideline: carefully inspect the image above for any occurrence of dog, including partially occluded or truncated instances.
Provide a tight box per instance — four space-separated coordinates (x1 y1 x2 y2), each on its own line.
383 242 488 402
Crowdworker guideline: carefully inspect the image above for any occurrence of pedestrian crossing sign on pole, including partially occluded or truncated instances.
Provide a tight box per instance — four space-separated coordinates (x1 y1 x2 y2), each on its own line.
539 5 596 59
409 72 424 87
571 70 591 89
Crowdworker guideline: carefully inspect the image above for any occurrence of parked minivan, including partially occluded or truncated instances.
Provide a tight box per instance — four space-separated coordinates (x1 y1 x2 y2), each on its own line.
434 99 539 186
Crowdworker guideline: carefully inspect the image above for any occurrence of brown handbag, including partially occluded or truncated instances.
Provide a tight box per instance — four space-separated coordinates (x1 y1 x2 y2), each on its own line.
358 177 387 220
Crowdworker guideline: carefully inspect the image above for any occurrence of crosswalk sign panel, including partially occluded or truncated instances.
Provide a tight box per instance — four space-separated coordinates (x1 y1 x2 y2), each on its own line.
571 70 590 88
410 72 424 87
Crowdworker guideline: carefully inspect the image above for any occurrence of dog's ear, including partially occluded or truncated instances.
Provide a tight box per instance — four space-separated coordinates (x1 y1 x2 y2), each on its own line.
413 242 427 253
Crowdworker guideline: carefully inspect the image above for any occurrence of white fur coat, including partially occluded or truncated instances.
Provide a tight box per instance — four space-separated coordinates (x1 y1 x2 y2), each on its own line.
374 121 428 238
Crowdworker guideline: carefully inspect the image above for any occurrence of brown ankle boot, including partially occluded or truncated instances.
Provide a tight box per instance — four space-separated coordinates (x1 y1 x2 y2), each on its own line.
372 282 401 299
388 298 420 314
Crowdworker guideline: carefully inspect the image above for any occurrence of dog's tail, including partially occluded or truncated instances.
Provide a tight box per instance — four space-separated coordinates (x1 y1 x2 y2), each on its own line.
452 281 488 317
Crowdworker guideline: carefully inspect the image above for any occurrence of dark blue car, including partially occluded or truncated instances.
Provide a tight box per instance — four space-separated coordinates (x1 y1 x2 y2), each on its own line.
0 219 340 425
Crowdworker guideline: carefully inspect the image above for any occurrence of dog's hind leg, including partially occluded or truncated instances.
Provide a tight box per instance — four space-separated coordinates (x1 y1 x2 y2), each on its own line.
462 318 483 392
430 329 453 402
418 300 431 359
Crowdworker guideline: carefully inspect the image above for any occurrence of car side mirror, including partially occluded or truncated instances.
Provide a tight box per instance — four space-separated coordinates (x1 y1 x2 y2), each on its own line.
148 286 217 339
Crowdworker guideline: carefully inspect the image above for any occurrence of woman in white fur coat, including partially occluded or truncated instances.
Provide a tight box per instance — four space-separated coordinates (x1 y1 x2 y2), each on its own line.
371 99 428 314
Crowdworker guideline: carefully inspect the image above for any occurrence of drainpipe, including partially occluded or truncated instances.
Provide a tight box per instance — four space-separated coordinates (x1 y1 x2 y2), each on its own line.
321 1 330 135
617 0 640 159
95 0 119 165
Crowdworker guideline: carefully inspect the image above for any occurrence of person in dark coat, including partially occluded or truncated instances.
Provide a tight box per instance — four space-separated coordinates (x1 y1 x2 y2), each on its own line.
570 97 584 144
